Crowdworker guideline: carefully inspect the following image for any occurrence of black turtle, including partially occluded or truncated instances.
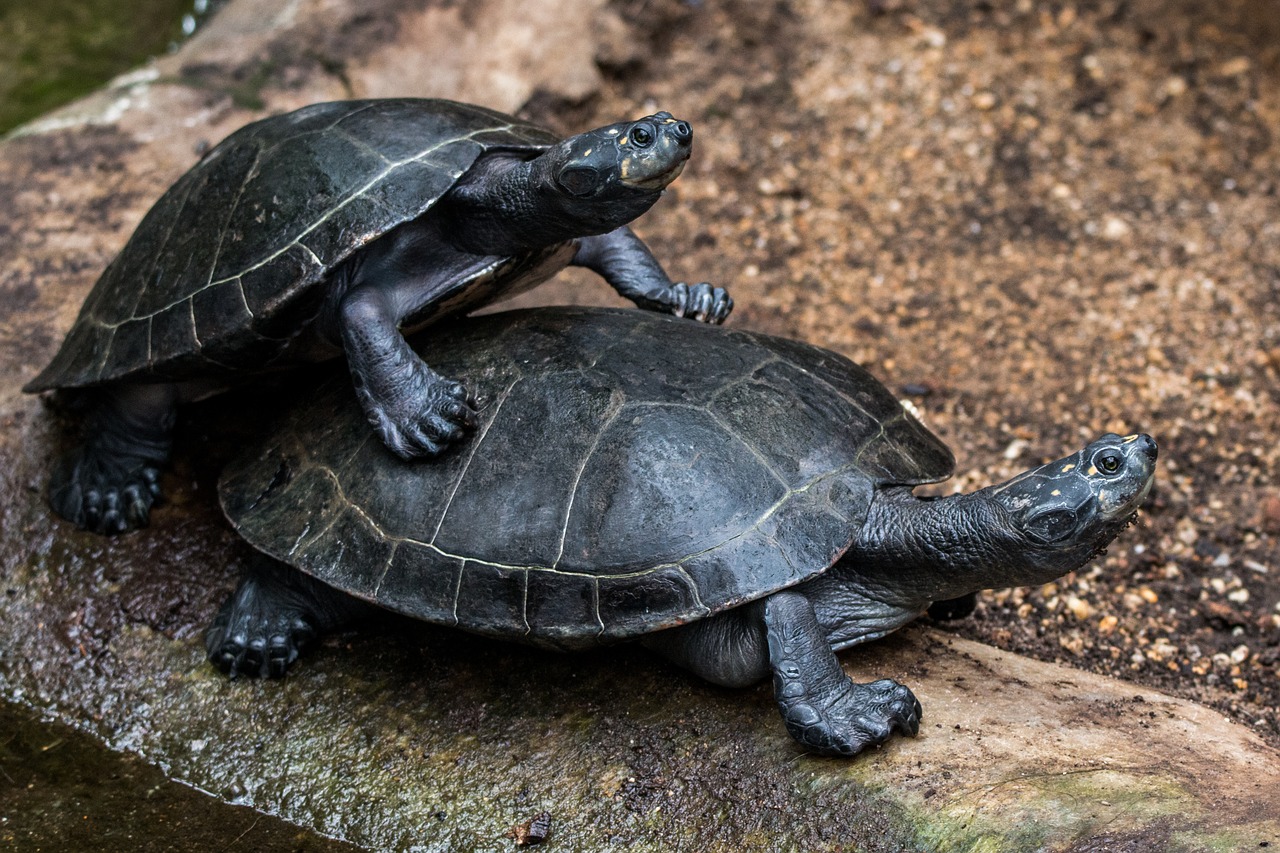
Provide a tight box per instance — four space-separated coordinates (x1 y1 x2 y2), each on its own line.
25 99 730 535
207 307 1157 757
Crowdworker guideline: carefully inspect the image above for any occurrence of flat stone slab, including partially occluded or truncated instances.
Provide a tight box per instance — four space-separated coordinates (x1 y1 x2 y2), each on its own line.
2 0 1279 850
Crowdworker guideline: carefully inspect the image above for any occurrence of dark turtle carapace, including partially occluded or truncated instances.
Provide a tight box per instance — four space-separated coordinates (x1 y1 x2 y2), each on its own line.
208 307 1157 758
26 99 731 534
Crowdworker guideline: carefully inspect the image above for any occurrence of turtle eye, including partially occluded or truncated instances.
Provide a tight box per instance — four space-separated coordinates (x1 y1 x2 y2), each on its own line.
629 124 655 148
1095 452 1122 475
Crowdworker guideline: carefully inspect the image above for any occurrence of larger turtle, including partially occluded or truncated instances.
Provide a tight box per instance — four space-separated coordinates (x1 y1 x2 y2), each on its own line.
25 99 730 535
207 307 1156 757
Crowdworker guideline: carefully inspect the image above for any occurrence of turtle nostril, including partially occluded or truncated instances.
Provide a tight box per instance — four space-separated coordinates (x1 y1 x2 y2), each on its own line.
673 121 692 142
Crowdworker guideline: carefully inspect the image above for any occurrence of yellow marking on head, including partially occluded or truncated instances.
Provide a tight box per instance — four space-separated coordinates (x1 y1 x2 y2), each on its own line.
583 148 592 157
1061 463 1076 472
1123 434 1139 443
1051 489 1061 496
619 136 630 146
1087 465 1098 476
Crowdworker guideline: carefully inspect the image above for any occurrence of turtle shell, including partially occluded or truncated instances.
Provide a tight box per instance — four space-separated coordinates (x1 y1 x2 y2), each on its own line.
219 307 955 649
25 99 556 392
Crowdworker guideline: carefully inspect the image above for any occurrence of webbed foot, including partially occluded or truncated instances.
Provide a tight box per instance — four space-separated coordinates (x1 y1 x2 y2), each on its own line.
206 559 376 679
50 448 161 534
206 573 317 679
763 590 921 757
776 677 921 757
46 383 175 534
666 282 733 324
355 360 478 460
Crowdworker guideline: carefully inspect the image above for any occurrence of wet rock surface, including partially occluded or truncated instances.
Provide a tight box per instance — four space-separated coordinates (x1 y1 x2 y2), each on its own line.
3 0 1280 849
0 700 362 852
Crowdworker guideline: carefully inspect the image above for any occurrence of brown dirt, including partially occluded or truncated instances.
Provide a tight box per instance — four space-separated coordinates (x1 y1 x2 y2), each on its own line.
507 0 1280 748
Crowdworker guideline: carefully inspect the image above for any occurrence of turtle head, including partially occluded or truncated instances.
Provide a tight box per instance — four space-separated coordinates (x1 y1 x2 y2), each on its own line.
535 112 693 231
985 433 1158 580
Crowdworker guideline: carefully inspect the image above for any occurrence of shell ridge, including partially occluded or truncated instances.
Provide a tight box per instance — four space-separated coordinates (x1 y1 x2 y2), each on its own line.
674 564 709 615
187 297 201 349
88 326 118 383
372 541 400 597
327 122 394 166
702 404 790 492
706 354 781 406
118 148 218 324
431 377 519 545
519 569 531 636
660 463 864 569
199 141 266 306
551 391 626 569
765 346 889 435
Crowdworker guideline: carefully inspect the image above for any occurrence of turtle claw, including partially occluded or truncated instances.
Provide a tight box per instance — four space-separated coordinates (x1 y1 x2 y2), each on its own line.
206 581 316 680
668 282 733 325
50 448 162 535
780 678 922 757
359 363 479 460
207 559 376 679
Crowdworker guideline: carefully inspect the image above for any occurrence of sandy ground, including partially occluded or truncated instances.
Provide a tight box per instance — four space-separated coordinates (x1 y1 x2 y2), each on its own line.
497 0 1280 747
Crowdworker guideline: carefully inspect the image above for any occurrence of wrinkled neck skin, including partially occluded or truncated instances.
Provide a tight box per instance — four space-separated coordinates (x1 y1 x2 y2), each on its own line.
438 153 659 257
803 486 1084 650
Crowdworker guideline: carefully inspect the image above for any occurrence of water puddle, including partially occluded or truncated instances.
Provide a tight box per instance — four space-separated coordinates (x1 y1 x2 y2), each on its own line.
0 699 363 851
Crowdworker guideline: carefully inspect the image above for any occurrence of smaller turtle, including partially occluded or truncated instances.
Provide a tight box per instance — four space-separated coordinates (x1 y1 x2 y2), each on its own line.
207 307 1157 757
25 99 730 535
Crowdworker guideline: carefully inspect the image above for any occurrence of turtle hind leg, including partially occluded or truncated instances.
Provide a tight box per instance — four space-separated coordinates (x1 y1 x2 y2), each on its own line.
762 591 921 757
927 592 978 622
206 557 378 679
48 383 176 534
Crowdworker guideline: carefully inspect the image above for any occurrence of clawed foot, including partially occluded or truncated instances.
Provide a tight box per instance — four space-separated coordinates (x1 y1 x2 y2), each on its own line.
667 282 733 324
49 447 162 534
356 363 479 460
778 677 921 757
206 574 317 679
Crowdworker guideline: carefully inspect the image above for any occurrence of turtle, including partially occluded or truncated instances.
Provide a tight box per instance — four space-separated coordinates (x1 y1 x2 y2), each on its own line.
24 98 731 535
206 306 1157 757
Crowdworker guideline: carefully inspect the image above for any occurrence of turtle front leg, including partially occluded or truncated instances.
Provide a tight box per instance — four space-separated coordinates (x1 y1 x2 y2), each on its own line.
762 591 921 757
207 557 378 678
49 382 175 534
337 285 478 459
573 227 733 324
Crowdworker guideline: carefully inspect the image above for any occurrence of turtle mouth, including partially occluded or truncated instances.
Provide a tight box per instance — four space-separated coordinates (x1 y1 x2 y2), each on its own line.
621 158 686 190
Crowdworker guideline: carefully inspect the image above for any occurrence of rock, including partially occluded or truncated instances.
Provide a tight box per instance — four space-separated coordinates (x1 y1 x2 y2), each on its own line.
2 0 1279 851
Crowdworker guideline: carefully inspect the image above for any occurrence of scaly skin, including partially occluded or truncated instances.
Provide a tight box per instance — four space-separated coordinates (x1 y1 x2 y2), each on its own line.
48 384 174 534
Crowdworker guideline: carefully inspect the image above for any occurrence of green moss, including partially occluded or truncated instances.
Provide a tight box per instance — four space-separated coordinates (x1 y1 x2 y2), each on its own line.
0 0 213 133
897 768 1203 852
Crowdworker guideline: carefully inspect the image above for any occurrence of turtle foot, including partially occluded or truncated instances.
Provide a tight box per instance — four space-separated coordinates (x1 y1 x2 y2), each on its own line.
667 282 733 325
206 573 317 679
207 559 377 678
358 364 479 460
778 678 921 757
49 446 161 534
